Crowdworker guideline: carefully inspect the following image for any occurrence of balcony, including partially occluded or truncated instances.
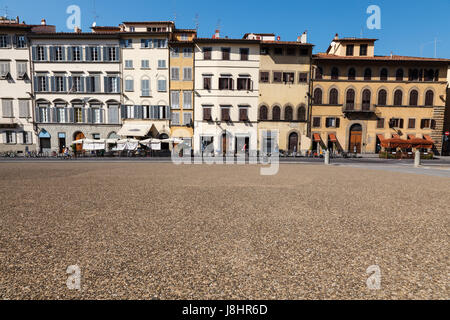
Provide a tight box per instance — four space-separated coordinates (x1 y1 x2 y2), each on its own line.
342 103 376 114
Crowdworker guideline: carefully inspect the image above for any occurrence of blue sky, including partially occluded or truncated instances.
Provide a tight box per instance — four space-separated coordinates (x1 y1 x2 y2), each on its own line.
2 0 450 58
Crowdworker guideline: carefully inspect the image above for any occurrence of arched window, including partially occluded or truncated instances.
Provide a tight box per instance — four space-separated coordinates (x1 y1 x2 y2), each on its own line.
259 105 268 120
425 90 434 106
409 69 419 81
380 68 388 80
315 67 323 80
409 90 418 106
313 88 323 105
364 68 372 80
424 69 434 82
284 106 293 121
378 89 387 106
331 67 339 80
272 106 281 121
297 105 306 121
394 90 403 106
348 68 356 80
329 88 339 105
362 89 371 110
396 69 404 81
345 89 355 110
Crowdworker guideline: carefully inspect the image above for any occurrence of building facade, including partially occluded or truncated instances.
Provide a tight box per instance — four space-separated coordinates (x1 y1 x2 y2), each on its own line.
193 35 260 157
247 32 313 155
311 35 449 155
29 29 122 153
169 29 196 149
0 18 54 153
117 22 171 147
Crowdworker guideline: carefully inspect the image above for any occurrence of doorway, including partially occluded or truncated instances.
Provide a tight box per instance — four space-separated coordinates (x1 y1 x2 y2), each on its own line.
349 124 362 153
74 132 85 153
58 133 66 154
288 132 298 154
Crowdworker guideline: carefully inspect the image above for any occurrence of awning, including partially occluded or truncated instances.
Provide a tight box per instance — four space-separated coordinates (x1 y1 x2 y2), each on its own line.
392 134 400 139
328 134 337 142
424 135 434 143
38 130 51 138
408 134 415 140
118 123 152 137
377 134 386 142
313 133 321 142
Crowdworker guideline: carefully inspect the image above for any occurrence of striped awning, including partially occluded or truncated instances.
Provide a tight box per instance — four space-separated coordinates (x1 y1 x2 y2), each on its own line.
328 133 337 142
313 133 321 142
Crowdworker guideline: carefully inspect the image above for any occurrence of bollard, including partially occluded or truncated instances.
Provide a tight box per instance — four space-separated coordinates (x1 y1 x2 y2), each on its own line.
414 150 421 168
325 150 330 165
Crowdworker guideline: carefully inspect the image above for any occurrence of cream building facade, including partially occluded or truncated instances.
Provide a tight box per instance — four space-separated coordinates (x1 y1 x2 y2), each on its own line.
193 36 260 157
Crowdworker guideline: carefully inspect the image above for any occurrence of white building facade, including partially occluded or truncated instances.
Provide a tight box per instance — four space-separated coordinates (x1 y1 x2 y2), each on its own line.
193 38 260 157
29 32 122 154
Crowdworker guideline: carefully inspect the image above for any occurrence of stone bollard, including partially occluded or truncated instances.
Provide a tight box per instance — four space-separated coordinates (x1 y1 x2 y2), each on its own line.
325 150 330 165
414 150 421 168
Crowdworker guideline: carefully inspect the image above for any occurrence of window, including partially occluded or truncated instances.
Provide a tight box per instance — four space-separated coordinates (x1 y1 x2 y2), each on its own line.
221 107 231 121
16 61 27 79
158 60 167 69
239 107 248 121
313 88 323 105
286 47 296 56
37 75 48 92
260 72 269 83
359 44 368 56
16 35 27 48
284 106 293 121
203 47 212 60
424 69 435 82
22 131 32 144
54 76 65 92
183 67 192 81
0 61 10 79
346 45 354 56
283 72 295 84
409 90 418 106
125 105 134 119
183 47 192 58
425 90 434 106
141 60 150 69
106 46 118 61
19 100 30 118
221 47 231 60
4 131 16 144
105 76 120 93
1 99 13 117
394 90 403 106
125 78 134 92
74 105 83 123
409 69 419 81
92 107 102 124
272 106 281 120
36 46 46 61
237 77 252 91
312 117 321 128
329 88 339 105
203 76 212 90
240 48 249 60
92 133 101 140
54 46 64 61
0 35 10 48
389 118 404 128
171 47 180 57
121 39 132 48
183 112 192 126
141 79 150 96
377 118 385 129
89 47 100 61
315 67 323 80
125 60 133 69
203 107 212 121
129 27 135 32
171 112 180 125
183 91 192 109
157 79 167 92
274 47 283 55
362 89 371 110
297 105 306 121
273 72 282 83
70 76 82 92
325 117 340 128
180 34 189 41
154 39 168 48
141 39 152 48
38 105 49 123
259 106 268 120
420 119 435 129
171 91 180 109
72 46 82 61
380 68 388 81
378 89 387 106
219 77 233 90
364 68 372 80
171 67 180 81
345 89 355 110
56 105 66 123
348 68 356 80
298 73 308 83
396 69 404 81
331 67 339 80
408 119 416 129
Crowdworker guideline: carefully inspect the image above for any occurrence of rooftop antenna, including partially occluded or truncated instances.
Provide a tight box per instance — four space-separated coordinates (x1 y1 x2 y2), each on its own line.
92 0 100 27
194 13 199 32
420 38 441 58
0 5 9 18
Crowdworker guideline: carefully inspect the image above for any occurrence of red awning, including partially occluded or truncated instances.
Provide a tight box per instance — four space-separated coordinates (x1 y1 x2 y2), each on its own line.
408 134 415 140
377 134 386 142
313 133 321 142
424 135 434 143
392 134 400 139
328 134 337 142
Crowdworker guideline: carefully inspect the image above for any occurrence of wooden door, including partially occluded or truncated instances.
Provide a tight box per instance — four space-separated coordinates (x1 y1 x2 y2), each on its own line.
288 133 298 153
349 130 362 153
222 134 228 155
75 132 85 152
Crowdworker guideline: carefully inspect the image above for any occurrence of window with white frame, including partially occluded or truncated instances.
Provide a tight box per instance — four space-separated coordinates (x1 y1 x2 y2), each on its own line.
18 100 30 118
183 112 192 126
91 47 100 61
72 46 81 61
37 75 47 92
126 105 134 119
70 76 82 92
22 131 32 144
37 46 46 61
56 105 66 123
106 76 119 93
171 47 180 57
171 112 180 125
0 61 10 78
108 47 117 61
141 39 152 48
157 79 167 92
180 34 188 41
171 91 180 109
16 35 27 48
171 67 180 81
0 35 10 48
125 78 134 92
141 60 150 69
55 76 65 92
92 106 102 124
55 46 64 61
1 99 13 118
141 79 150 96
183 91 192 109
183 47 192 57
16 61 27 79
38 105 49 123
125 60 133 69
158 60 167 69
183 67 192 81
5 131 16 144
74 105 83 123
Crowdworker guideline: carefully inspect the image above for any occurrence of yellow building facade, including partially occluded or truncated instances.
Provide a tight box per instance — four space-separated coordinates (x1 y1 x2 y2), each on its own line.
311 36 449 155
169 30 196 147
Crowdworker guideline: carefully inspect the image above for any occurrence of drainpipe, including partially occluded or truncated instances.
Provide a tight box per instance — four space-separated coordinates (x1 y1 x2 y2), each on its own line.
28 34 38 153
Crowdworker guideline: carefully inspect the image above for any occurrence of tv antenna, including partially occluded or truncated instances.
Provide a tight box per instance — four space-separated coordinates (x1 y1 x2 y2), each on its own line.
92 0 100 27
0 5 9 18
194 13 199 32
420 38 441 58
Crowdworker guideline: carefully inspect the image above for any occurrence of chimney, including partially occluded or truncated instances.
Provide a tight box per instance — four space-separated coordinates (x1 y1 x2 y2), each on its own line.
41 19 46 26
334 33 339 40
300 31 307 44
213 29 220 39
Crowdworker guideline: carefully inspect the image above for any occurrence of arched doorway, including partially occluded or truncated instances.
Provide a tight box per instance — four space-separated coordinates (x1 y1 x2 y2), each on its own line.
288 132 298 153
349 124 362 153
73 131 85 152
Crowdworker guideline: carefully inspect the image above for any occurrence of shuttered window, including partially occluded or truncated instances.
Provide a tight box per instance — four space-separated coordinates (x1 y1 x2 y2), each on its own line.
183 67 192 81
183 91 192 109
19 100 30 118
171 91 180 109
183 112 192 126
2 99 13 117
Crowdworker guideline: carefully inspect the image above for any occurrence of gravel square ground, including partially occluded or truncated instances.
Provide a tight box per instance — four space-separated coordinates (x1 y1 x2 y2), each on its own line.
0 162 448 299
